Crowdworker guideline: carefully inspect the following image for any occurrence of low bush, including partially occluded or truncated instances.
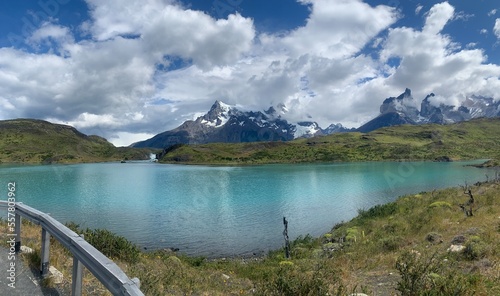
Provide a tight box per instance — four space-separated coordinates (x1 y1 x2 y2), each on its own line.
396 251 476 296
357 202 397 220
65 222 140 263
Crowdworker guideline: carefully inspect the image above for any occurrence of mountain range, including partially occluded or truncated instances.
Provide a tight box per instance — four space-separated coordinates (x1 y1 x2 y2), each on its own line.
132 89 500 149
358 88 500 132
132 101 354 148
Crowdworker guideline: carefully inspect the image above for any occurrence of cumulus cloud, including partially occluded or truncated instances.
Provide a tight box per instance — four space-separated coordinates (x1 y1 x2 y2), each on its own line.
84 0 255 70
1 0 499 145
422 2 454 35
27 22 74 51
381 3 500 106
278 0 398 59
495 19 500 39
488 9 497 17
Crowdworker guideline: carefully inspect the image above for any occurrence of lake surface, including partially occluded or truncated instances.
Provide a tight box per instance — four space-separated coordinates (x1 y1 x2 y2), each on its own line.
0 160 494 257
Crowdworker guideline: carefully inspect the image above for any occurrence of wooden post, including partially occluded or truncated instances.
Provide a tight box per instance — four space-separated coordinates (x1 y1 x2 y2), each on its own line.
15 213 21 253
40 229 50 277
72 234 84 296
283 217 290 259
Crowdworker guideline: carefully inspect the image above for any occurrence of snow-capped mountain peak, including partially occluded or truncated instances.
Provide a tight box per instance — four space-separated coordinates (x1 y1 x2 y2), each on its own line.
293 122 321 138
133 100 357 148
200 100 236 128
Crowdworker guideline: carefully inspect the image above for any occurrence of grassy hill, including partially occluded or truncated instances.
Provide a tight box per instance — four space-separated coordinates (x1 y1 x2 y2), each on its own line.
0 119 153 163
4 179 500 295
160 118 500 165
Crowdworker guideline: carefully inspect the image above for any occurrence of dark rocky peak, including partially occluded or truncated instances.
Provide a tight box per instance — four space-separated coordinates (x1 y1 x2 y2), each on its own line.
380 88 419 122
265 106 276 115
277 103 288 114
323 123 355 134
420 93 438 117
398 88 412 99
381 88 412 106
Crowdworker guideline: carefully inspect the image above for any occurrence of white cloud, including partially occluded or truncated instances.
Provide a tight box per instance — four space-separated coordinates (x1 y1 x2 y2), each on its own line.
276 0 399 59
480 28 488 34
380 3 500 107
84 0 255 70
108 132 156 147
495 19 500 39
423 2 455 35
28 22 74 49
453 11 474 22
415 5 423 15
466 42 477 49
488 9 497 17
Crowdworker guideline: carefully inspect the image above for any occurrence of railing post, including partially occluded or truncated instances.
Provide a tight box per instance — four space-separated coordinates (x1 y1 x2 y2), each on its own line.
72 234 84 296
15 213 21 253
40 228 50 277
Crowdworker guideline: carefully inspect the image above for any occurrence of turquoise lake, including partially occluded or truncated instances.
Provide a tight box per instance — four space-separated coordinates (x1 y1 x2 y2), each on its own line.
0 160 494 257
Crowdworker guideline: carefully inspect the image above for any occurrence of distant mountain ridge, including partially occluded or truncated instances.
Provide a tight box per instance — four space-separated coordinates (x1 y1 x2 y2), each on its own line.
132 101 354 148
358 89 500 132
134 89 499 149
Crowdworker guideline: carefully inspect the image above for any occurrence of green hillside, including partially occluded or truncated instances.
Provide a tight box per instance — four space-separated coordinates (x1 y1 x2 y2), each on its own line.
160 118 500 165
0 119 153 163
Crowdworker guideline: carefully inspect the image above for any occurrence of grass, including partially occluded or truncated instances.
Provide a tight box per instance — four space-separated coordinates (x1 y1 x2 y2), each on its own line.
0 119 156 163
159 118 500 165
2 179 500 295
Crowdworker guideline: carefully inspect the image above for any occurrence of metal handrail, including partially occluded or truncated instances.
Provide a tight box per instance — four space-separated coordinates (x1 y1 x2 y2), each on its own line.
0 200 144 296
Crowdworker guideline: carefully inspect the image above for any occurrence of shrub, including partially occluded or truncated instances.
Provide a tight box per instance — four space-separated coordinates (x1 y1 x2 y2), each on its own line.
346 227 359 242
463 238 488 261
357 202 397 220
64 222 141 263
257 266 342 296
396 251 439 296
379 235 402 252
428 201 452 209
396 251 475 296
180 255 205 267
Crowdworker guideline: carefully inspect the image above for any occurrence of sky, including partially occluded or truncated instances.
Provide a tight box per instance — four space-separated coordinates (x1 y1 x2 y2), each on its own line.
0 0 499 146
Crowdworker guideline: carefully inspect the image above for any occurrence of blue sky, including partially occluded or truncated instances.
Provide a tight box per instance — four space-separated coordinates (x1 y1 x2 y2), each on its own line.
0 0 499 146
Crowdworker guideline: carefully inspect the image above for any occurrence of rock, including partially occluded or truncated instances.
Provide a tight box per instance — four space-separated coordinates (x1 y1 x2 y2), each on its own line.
323 242 343 252
20 246 34 254
49 266 64 284
425 232 443 244
451 235 466 244
447 245 465 253
434 156 451 162
465 227 480 235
